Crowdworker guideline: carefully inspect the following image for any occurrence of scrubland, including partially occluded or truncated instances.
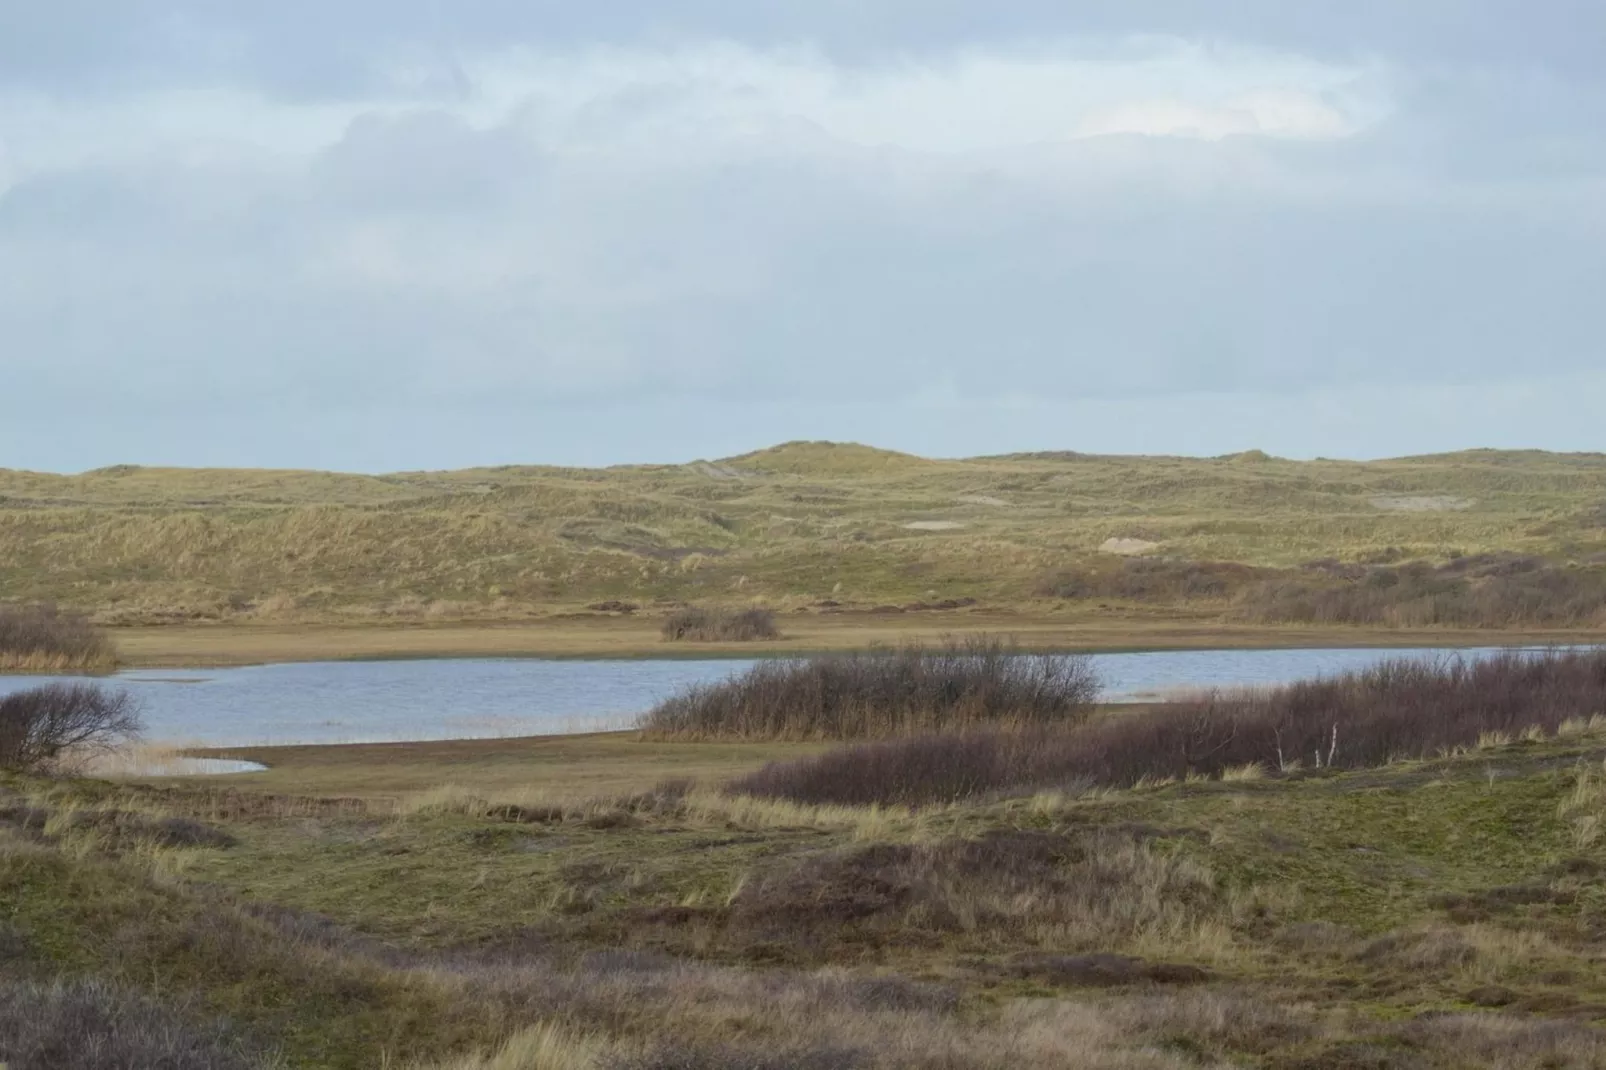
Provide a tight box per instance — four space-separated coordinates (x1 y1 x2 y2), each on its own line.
3 443 1605 650
7 646 1606 1067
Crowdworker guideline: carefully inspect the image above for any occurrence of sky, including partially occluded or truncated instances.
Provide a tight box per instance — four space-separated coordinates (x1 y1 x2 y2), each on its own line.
2 3 1603 471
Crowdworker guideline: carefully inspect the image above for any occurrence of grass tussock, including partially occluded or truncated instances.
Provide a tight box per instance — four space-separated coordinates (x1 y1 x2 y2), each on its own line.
0 604 117 673
639 637 1100 741
1238 554 1606 628
0 978 274 1070
735 648 1606 805
660 606 780 643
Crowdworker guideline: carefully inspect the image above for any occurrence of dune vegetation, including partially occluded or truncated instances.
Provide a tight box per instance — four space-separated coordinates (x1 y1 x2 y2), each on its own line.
6 658 1606 1067
733 648 1606 807
0 603 118 673
3 443 1605 637
640 637 1101 741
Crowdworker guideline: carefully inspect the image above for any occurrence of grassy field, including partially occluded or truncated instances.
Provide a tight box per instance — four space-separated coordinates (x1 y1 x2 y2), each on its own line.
5 442 1606 638
6 720 1606 1067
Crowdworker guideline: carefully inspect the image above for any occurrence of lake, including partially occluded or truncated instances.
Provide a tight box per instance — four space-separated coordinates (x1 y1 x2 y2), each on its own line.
0 645 1577 749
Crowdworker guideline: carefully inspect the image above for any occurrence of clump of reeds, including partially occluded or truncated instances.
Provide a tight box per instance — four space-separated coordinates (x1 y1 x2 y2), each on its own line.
640 636 1100 741
733 648 1606 806
659 606 781 643
0 603 117 673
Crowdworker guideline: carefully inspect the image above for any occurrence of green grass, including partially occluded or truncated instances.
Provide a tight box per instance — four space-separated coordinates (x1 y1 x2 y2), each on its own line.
4 441 1606 626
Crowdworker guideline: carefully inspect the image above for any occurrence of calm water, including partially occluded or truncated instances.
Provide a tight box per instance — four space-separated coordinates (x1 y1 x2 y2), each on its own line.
0 646 1575 749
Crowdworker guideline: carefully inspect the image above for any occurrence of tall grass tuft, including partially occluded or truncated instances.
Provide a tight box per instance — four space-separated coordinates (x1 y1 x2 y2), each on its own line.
660 606 781 642
0 603 117 673
640 637 1100 741
734 648 1606 806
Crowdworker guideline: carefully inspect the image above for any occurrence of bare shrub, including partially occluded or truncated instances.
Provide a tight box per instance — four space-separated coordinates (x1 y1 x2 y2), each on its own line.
640 637 1100 741
660 607 780 642
736 649 1606 805
0 604 116 672
0 684 144 773
1041 559 1267 602
0 978 271 1070
1238 555 1606 628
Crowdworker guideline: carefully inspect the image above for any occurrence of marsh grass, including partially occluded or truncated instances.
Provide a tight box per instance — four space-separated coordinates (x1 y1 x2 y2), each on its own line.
735 648 1606 805
639 637 1100 741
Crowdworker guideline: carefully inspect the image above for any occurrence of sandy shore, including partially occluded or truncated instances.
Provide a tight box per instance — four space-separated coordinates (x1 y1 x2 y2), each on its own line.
103 611 1603 669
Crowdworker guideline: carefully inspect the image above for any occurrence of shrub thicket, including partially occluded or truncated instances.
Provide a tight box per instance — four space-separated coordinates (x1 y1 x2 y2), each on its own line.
0 604 116 672
660 606 781 642
641 637 1100 741
1236 555 1606 628
734 649 1606 806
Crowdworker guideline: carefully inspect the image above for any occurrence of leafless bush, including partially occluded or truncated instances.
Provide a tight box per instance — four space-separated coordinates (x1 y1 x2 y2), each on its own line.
0 978 272 1070
640 637 1100 740
0 604 116 671
1040 559 1267 602
1237 555 1606 627
0 684 143 773
660 606 781 642
736 649 1606 805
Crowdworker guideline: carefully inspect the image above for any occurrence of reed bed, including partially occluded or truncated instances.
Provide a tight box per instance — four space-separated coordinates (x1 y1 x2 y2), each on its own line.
639 637 1100 741
734 648 1606 806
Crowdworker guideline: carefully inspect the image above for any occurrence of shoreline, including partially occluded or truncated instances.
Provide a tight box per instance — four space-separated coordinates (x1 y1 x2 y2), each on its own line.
98 612 1604 670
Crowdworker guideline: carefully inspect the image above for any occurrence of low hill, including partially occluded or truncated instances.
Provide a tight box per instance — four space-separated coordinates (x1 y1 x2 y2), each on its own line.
2 445 1604 626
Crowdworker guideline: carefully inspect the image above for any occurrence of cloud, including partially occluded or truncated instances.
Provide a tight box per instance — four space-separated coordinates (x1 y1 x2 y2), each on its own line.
1 12 1604 469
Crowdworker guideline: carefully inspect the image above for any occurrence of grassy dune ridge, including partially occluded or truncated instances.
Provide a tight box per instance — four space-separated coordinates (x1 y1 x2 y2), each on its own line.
4 442 1606 628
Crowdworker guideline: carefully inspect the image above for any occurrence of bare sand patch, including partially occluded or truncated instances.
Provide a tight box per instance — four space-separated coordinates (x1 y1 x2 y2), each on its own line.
1370 496 1475 512
957 495 1011 507
1100 537 1161 556
904 520 967 532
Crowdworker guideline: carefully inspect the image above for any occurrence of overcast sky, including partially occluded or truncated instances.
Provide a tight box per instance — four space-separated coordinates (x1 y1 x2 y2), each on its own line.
2 3 1603 471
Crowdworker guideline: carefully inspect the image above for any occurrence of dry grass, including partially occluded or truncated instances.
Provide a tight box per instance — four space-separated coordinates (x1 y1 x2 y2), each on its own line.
8 443 1606 629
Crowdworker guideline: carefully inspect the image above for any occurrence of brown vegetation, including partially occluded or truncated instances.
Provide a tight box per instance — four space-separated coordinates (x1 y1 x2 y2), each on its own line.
660 606 780 642
0 979 272 1070
0 604 117 672
734 648 1606 805
639 637 1100 741
0 684 144 773
1237 554 1606 628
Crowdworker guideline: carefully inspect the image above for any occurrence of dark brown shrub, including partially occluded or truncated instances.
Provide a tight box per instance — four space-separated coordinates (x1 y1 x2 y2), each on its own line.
660 606 781 642
640 637 1100 741
735 649 1606 805
0 604 116 672
0 684 143 773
